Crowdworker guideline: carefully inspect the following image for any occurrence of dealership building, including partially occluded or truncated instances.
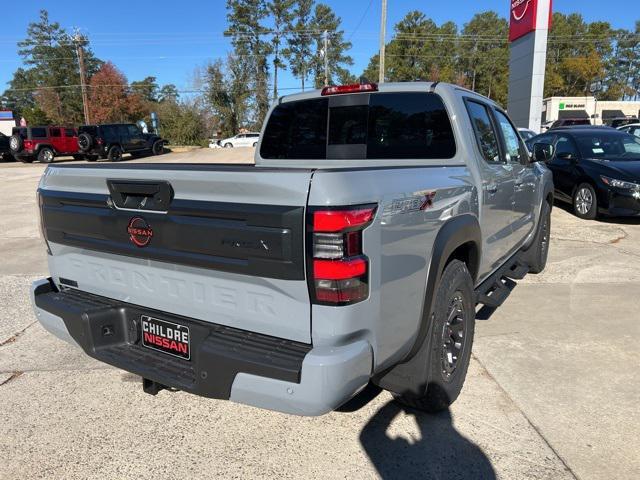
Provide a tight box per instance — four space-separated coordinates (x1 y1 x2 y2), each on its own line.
541 97 640 126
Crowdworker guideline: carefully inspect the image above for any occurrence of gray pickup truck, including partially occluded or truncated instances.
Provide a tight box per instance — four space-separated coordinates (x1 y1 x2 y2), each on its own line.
31 82 553 416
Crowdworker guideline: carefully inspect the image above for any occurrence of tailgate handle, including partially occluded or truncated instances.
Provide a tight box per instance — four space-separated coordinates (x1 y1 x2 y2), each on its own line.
107 180 174 212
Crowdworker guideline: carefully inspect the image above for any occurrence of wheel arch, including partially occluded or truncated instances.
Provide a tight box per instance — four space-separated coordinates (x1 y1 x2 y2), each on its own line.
372 214 482 396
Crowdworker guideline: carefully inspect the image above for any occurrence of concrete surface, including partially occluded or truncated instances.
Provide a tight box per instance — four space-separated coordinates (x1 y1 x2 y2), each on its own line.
1 151 639 479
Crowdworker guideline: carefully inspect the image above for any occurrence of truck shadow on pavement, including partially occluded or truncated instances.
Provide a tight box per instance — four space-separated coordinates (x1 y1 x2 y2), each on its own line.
359 400 496 480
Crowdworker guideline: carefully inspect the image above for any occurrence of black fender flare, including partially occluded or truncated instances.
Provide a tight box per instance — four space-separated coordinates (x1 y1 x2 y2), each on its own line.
373 214 482 396
36 143 55 154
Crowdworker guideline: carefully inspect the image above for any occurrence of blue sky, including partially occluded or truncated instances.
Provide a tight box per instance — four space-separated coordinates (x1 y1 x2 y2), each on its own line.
0 0 637 94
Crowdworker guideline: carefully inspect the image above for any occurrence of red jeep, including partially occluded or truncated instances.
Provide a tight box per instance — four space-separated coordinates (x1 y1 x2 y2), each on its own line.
10 126 84 163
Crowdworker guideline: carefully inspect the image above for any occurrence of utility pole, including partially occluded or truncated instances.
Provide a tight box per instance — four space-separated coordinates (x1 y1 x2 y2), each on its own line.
378 0 387 83
73 32 90 124
323 30 329 86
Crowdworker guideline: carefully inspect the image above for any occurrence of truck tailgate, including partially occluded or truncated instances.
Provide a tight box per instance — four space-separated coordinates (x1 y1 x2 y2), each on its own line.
38 164 314 343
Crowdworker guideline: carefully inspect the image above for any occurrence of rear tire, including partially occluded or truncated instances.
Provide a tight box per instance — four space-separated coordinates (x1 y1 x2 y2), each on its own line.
152 140 164 155
252 142 258 147
393 260 475 413
573 183 598 220
37 147 55 163
527 201 551 274
224 143 233 148
107 145 122 162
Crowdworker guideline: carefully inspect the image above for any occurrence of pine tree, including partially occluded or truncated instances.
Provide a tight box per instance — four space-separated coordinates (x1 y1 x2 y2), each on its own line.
283 0 314 90
225 0 272 126
309 3 353 88
268 0 294 99
4 10 101 124
131 77 159 102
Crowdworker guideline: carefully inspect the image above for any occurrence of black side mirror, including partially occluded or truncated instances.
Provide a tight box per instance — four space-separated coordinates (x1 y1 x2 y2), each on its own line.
532 142 554 162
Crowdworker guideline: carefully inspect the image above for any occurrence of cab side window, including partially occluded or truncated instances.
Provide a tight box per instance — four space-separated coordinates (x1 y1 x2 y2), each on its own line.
494 110 526 163
466 100 501 164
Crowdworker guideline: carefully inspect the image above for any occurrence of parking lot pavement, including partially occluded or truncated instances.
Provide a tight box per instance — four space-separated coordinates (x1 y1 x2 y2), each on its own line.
1 152 639 479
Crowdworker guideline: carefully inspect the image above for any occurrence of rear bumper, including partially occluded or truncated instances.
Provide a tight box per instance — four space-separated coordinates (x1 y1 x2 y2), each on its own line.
31 278 372 416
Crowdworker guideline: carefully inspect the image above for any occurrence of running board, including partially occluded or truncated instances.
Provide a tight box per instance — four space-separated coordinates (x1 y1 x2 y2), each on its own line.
475 253 529 314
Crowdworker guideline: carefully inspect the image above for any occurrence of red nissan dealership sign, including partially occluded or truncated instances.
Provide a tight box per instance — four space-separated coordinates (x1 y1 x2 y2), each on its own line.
509 0 553 42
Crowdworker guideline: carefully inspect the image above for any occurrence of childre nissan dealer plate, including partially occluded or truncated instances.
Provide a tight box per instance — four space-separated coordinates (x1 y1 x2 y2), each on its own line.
140 315 191 360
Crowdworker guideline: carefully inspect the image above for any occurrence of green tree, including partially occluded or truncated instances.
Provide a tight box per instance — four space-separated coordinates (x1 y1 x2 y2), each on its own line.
155 100 208 146
309 3 353 88
204 56 252 137
158 84 179 103
268 0 294 99
544 13 614 97
284 0 314 90
131 76 159 102
225 0 272 126
459 12 510 104
363 12 460 85
3 10 101 124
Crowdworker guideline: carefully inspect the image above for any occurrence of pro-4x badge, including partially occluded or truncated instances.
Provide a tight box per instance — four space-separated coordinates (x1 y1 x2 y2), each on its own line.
127 217 153 247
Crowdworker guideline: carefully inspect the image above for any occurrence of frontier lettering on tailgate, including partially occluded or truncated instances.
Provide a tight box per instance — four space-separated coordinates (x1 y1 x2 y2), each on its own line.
141 315 190 360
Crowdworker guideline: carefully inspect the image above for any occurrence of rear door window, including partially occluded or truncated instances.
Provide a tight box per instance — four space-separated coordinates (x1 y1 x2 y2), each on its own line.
49 128 61 137
465 100 502 164
30 127 47 138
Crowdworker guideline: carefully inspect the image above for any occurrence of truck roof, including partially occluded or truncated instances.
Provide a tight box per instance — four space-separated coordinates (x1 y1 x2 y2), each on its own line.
278 81 498 108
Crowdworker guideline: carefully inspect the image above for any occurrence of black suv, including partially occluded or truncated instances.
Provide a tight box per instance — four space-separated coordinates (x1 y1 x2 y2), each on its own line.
0 132 12 161
77 124 165 162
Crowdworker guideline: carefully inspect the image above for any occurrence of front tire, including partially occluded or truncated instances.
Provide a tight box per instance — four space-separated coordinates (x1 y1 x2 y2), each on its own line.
394 260 475 413
37 147 55 163
107 145 123 162
224 143 233 148
573 183 597 220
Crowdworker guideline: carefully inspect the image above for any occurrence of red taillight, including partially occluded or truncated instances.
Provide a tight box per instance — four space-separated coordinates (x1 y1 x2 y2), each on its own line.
308 204 376 305
24 140 34 150
96 137 104 145
321 82 378 96
313 207 375 232
314 258 367 280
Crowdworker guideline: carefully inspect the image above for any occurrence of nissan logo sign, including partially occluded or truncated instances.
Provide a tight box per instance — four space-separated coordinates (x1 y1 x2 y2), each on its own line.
127 217 153 248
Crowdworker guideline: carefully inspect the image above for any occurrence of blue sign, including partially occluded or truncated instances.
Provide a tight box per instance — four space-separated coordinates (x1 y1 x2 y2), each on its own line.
0 111 13 120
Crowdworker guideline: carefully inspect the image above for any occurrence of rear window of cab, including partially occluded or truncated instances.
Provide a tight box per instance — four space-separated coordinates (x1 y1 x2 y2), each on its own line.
260 92 456 160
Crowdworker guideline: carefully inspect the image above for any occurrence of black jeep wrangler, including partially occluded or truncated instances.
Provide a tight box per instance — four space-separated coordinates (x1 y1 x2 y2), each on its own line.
77 124 165 162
